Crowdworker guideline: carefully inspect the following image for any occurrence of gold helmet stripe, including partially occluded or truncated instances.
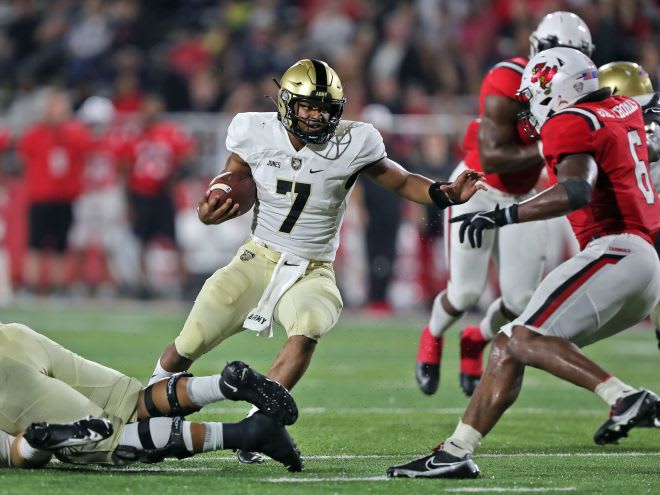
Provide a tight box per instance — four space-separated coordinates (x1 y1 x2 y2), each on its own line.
310 59 328 93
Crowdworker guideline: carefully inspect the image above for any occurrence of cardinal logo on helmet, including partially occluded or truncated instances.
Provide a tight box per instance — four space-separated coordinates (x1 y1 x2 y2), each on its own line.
531 63 558 94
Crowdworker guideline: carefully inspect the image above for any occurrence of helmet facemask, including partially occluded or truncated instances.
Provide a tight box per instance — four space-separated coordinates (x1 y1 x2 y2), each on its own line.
277 59 345 145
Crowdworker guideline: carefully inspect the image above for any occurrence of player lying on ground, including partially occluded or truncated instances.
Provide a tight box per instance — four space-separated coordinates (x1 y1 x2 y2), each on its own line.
147 58 485 464
0 321 302 471
388 47 660 479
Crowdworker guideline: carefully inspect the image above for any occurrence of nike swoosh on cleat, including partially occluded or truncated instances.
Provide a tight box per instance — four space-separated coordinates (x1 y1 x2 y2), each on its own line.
425 457 456 469
223 381 238 393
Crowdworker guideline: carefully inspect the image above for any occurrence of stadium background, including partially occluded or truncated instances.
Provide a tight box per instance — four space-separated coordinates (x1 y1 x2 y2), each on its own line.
0 0 658 311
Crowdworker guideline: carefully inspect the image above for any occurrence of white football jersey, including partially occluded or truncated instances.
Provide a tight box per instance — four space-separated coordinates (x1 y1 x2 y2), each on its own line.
226 112 387 261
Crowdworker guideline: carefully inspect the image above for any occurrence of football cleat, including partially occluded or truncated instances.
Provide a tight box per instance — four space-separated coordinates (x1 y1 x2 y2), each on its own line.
655 328 660 351
239 412 303 472
387 448 479 479
459 325 489 397
415 326 443 395
220 361 298 425
594 389 660 444
23 416 113 450
236 449 265 464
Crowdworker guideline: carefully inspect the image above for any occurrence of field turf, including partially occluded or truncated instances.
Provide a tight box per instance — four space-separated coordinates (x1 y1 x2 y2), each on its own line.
1 302 659 494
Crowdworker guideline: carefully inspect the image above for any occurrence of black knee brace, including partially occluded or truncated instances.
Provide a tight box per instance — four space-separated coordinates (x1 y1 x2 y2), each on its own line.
114 417 192 464
143 372 202 418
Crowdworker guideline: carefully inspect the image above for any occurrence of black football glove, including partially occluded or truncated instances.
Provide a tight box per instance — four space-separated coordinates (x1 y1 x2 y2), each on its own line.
642 92 660 127
450 204 518 248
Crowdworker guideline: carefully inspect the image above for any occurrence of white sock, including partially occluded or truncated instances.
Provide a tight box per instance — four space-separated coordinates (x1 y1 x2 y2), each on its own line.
479 298 511 340
0 431 15 467
594 376 637 406
202 422 224 452
16 437 52 465
187 375 226 407
428 291 460 338
442 420 483 457
148 357 175 386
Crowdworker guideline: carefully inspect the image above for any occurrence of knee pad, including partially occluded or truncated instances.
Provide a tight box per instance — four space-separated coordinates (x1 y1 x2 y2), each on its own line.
446 286 481 312
502 290 533 316
114 416 192 464
142 372 201 418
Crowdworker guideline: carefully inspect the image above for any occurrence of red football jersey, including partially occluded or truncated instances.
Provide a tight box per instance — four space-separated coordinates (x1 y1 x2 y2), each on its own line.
125 121 194 196
463 57 544 194
17 121 93 202
541 95 660 249
83 128 131 192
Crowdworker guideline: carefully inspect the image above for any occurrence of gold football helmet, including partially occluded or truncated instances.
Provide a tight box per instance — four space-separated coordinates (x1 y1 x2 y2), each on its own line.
277 59 345 144
598 61 654 97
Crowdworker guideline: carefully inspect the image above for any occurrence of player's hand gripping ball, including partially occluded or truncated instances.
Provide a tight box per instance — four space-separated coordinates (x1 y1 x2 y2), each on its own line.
207 171 256 217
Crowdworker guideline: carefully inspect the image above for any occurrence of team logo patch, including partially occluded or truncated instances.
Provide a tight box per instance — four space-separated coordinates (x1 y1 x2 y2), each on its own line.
573 82 584 93
291 157 303 170
240 249 256 261
531 62 558 94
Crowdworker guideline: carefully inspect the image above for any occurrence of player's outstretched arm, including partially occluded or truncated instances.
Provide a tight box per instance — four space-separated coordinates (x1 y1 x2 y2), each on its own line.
197 153 252 225
450 153 597 248
364 158 484 208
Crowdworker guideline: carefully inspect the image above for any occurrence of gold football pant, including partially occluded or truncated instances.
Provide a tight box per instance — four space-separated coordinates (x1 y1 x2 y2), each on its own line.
0 323 142 464
175 239 344 360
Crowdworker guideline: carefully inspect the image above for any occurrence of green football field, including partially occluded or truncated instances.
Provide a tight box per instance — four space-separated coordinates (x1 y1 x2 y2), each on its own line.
1 302 659 494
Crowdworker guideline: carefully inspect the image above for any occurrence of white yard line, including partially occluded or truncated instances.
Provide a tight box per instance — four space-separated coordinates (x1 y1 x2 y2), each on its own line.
202 406 605 415
444 488 577 493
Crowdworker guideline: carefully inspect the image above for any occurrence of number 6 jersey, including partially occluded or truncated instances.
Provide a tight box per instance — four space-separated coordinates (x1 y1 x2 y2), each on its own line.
226 112 387 261
540 94 660 249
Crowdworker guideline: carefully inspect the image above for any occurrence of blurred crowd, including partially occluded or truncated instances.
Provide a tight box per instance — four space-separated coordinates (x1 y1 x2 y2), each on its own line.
1 0 659 121
0 0 657 309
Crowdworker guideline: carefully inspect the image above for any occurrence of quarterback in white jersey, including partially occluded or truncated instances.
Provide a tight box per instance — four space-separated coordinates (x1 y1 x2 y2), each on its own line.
225 111 386 262
147 59 484 463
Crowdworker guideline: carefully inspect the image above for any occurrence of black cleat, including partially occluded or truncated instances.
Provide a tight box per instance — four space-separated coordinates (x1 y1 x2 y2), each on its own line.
416 363 440 395
23 416 113 450
459 372 481 397
387 449 479 479
594 389 660 444
220 361 298 425
240 412 303 472
236 449 265 464
655 328 660 351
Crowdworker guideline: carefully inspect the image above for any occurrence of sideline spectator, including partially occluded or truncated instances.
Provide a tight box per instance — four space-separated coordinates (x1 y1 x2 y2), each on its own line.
16 89 92 296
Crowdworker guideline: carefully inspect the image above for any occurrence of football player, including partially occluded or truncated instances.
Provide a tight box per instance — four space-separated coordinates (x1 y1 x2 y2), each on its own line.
147 59 485 463
0 321 302 471
415 11 596 397
388 47 660 479
598 61 660 352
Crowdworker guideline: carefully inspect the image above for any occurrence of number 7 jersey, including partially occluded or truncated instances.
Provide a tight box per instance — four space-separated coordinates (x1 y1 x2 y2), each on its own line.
540 94 660 249
226 112 387 261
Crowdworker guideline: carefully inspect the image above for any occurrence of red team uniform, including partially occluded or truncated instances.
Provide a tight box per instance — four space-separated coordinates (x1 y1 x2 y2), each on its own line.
18 120 93 252
502 94 660 345
425 58 554 350
125 121 194 244
462 57 544 195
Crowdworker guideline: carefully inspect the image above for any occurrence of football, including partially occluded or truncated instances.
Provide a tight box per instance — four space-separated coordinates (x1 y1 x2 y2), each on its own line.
207 171 257 216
